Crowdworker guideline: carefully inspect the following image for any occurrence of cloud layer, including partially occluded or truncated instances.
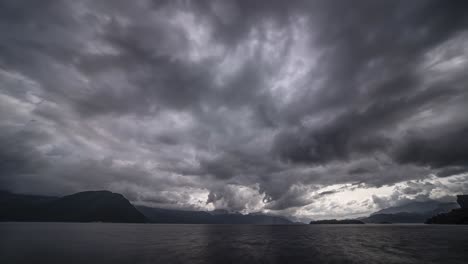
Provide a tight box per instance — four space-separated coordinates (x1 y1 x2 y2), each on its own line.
1 0 468 220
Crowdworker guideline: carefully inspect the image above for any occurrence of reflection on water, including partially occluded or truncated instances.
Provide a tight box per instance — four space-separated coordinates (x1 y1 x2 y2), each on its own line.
1 223 468 264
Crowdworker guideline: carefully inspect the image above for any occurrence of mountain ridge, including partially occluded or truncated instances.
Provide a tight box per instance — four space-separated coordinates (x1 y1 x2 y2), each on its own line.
371 200 458 215
0 190 146 223
361 200 459 223
136 205 293 224
0 190 294 224
426 195 468 224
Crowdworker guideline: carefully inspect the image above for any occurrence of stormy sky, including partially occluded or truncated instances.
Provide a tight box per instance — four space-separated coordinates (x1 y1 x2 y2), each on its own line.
1 0 468 221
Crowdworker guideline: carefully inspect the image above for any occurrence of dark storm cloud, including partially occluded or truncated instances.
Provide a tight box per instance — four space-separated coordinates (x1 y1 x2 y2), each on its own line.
394 124 468 168
434 166 468 178
271 0 468 165
0 129 48 180
1 0 468 216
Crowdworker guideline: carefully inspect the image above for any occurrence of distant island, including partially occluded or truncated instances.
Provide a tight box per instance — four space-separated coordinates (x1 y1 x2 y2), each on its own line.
426 195 468 224
310 219 364 224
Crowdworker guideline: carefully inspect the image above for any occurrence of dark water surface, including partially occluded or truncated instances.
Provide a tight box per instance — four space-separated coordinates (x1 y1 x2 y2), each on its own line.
1 223 468 264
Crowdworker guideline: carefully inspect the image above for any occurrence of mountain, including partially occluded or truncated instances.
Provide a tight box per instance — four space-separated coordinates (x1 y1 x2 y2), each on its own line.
426 195 468 224
0 191 57 221
0 190 146 223
360 200 459 224
426 208 468 224
0 190 292 224
362 212 429 223
136 206 214 224
136 206 293 224
309 219 364 224
371 201 458 215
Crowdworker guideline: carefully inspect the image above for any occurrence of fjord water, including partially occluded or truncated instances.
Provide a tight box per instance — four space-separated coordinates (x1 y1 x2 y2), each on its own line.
1 223 467 264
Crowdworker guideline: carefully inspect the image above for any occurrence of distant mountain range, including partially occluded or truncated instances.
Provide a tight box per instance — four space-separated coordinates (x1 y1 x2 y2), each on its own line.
2 190 464 224
0 190 146 223
137 206 292 224
0 190 293 224
360 200 459 224
308 200 460 224
371 201 458 215
310 219 364 224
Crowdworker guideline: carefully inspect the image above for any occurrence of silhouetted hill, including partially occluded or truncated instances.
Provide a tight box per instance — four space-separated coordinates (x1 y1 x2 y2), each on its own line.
457 195 468 209
0 191 58 221
137 206 292 224
426 209 468 224
0 190 146 223
426 195 468 225
309 219 364 224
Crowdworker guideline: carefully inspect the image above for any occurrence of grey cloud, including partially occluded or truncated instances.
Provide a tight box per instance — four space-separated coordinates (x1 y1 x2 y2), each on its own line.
434 166 468 178
318 190 338 197
1 0 468 217
264 185 315 211
394 124 468 168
